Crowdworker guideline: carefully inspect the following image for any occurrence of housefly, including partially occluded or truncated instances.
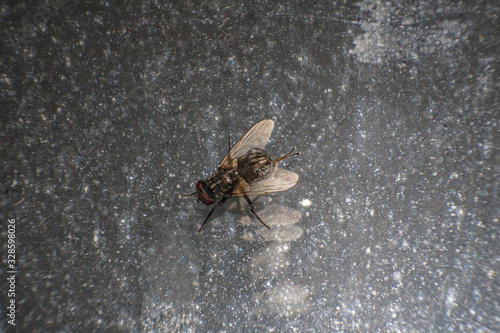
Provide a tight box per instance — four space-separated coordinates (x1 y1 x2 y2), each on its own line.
180 119 301 233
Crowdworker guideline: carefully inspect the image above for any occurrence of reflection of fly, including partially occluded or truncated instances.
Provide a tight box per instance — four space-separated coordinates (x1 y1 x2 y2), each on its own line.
180 119 301 233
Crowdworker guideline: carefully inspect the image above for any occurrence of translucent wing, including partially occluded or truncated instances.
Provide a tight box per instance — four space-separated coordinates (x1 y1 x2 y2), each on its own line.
233 168 299 197
219 119 274 168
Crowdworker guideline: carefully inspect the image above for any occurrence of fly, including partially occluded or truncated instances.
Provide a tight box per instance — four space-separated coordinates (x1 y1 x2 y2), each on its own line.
180 119 301 233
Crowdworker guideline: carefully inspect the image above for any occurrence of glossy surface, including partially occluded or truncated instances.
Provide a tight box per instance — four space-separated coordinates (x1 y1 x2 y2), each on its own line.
2 1 498 332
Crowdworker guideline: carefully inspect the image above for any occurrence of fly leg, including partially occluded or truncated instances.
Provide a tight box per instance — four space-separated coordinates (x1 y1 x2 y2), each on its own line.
227 134 231 152
179 192 197 198
196 197 228 233
272 146 301 166
244 195 271 230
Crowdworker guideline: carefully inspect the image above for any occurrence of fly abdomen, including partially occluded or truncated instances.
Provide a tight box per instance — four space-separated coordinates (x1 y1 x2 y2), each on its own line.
238 149 273 183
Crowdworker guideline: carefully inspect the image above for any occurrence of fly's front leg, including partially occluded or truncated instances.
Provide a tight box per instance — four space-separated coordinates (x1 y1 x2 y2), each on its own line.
197 197 228 233
243 195 271 230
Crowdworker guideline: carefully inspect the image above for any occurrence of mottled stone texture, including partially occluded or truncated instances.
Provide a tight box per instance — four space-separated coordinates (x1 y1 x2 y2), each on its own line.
1 1 498 332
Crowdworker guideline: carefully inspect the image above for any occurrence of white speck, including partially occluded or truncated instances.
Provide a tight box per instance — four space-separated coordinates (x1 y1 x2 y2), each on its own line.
301 199 312 206
393 271 402 283
366 247 371 254
65 55 71 67
445 288 456 309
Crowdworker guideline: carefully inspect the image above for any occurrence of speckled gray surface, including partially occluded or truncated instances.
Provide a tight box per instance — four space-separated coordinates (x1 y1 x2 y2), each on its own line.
1 1 499 332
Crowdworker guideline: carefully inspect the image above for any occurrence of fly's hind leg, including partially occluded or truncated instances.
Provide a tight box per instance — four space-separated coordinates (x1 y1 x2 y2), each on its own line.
244 195 271 230
272 146 301 166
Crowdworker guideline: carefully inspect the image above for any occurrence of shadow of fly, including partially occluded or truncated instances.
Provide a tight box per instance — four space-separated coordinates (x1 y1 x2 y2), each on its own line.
180 119 301 233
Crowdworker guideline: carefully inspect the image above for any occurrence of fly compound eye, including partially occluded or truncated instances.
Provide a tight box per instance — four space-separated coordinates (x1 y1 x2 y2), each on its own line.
199 190 214 206
196 180 204 192
196 181 215 205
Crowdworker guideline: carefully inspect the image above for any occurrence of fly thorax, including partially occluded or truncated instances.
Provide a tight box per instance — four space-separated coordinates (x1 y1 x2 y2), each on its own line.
208 170 238 197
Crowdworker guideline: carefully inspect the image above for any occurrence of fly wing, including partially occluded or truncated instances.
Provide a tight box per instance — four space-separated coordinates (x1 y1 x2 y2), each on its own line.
232 168 299 197
219 119 274 168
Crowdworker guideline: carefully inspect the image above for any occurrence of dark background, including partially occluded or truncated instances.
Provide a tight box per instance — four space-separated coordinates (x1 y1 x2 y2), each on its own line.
1 1 498 332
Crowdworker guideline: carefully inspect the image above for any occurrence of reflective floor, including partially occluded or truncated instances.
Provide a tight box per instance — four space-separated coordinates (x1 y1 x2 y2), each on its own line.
2 1 498 332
